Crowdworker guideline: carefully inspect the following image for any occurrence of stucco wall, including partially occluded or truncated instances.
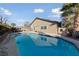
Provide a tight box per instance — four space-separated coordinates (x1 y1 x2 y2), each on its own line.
31 19 58 35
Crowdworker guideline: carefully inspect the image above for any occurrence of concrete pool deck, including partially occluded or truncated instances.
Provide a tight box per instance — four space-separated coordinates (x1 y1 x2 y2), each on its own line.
0 33 18 56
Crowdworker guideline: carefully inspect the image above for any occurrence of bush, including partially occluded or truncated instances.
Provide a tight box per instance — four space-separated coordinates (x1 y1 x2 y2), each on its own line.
0 24 10 35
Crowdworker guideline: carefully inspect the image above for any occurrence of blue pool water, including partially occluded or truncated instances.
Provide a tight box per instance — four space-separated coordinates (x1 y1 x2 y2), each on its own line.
15 33 79 56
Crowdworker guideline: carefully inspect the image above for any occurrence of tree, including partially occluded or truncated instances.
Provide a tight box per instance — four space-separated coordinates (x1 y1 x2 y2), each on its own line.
61 3 79 37
0 16 3 24
4 17 8 24
11 23 16 28
24 21 30 27
0 16 8 24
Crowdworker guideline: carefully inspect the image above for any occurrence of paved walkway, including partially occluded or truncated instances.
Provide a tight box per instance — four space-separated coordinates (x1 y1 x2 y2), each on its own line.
0 33 18 56
0 33 9 43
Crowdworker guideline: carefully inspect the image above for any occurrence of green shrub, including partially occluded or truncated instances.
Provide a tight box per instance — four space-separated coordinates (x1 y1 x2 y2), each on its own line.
0 24 10 35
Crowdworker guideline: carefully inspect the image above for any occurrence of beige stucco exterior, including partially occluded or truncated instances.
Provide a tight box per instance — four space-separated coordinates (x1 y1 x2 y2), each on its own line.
31 18 58 36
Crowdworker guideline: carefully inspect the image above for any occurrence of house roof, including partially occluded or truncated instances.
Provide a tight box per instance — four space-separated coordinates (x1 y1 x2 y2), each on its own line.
30 17 61 27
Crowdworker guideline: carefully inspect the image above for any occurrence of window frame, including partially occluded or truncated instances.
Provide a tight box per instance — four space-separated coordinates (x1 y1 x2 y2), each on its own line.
40 25 47 30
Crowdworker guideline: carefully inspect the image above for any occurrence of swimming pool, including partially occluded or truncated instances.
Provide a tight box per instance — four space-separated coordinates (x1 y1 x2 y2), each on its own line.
15 33 79 56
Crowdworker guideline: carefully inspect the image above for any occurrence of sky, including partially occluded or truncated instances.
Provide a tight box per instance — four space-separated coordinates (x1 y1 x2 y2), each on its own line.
0 3 63 26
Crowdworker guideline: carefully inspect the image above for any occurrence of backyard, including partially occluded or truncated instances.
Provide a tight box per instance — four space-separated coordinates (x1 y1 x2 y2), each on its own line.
0 3 79 56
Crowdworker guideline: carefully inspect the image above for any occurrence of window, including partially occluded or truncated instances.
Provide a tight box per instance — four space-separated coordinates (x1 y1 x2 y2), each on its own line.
41 26 47 30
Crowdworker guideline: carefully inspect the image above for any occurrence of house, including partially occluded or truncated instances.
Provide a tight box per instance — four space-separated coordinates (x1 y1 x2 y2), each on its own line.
30 17 62 36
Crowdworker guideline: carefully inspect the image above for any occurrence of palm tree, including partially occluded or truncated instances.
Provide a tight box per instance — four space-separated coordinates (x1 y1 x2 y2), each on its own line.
61 3 79 37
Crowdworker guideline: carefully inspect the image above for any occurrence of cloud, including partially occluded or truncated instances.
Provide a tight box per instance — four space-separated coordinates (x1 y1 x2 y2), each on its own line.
33 8 44 13
49 8 62 18
51 8 62 15
0 7 12 16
